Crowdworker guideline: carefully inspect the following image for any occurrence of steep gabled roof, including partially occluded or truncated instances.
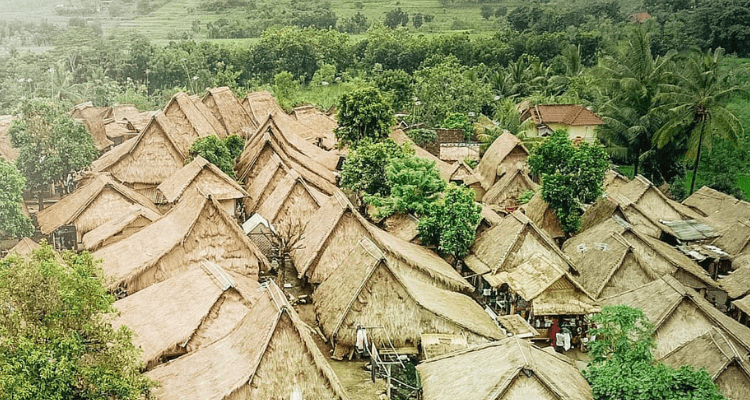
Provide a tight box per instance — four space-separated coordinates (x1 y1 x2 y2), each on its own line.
523 190 564 240
156 156 248 203
719 263 750 299
292 104 338 149
661 327 750 382
113 263 260 369
473 132 529 190
81 204 161 251
482 165 538 207
163 92 227 140
712 220 750 258
36 174 160 235
683 186 750 228
252 168 327 225
3 237 39 260
521 104 604 126
146 281 350 400
202 87 258 137
417 337 593 400
71 102 114 151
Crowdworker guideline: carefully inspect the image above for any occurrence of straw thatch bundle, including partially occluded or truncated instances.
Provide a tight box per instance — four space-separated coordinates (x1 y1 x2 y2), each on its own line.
81 204 160 251
473 132 529 191
146 281 350 400
163 92 227 140
417 337 593 400
202 87 258 138
293 192 472 291
314 238 501 352
522 190 564 241
660 327 750 400
71 102 113 151
113 263 260 370
390 129 455 181
252 169 327 229
603 169 630 192
712 220 750 259
94 189 268 295
719 263 750 299
36 174 161 237
683 186 750 228
235 117 338 196
3 237 39 260
292 104 338 150
483 166 538 209
156 155 247 208
0 115 19 162
381 213 420 242
91 111 190 190
564 232 659 299
599 276 750 358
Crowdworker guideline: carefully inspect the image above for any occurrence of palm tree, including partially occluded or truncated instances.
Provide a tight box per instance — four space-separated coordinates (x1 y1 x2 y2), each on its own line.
654 48 746 194
596 26 673 178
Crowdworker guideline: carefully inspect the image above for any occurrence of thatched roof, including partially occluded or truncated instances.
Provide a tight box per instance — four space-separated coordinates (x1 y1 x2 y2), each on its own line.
473 132 529 190
146 281 350 400
603 169 630 192
235 116 338 195
314 238 501 348
448 160 474 182
91 111 190 186
113 262 260 369
81 204 161 251
611 175 706 223
103 120 138 141
94 189 268 294
418 337 593 400
565 217 719 291
71 102 114 151
101 104 155 128
661 327 750 383
241 90 285 123
202 87 258 138
482 166 538 209
292 192 472 291
156 156 247 204
0 115 19 162
251 168 327 228
719 263 750 299
163 92 227 140
599 275 750 357
683 186 750 228
523 190 564 240
389 129 455 181
36 174 161 235
292 104 338 150
3 237 39 260
480 204 503 226
712 220 750 259
733 295 750 316
496 314 539 338
381 213 421 242
421 334 469 360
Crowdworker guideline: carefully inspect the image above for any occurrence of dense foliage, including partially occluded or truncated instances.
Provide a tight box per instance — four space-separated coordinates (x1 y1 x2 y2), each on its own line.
340 138 410 197
528 131 609 234
585 305 726 400
189 134 244 178
335 86 395 146
0 161 34 238
418 183 481 260
0 244 153 399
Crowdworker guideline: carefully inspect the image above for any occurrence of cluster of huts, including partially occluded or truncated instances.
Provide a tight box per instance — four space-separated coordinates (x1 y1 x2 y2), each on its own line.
3 89 750 400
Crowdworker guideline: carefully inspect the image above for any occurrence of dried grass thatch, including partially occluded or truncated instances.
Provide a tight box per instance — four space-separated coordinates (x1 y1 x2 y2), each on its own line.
448 160 474 183
71 102 114 151
94 189 268 295
719 263 750 299
3 237 39 260
292 192 472 291
611 175 706 223
201 87 258 138
599 275 750 358
390 129 455 181
156 156 247 205
712 220 750 259
292 104 338 150
163 92 227 140
0 115 19 162
146 281 350 400
91 111 190 188
81 204 160 251
483 166 538 209
36 174 161 236
683 186 750 228
421 334 469 360
417 337 593 400
314 238 501 350
113 262 260 370
523 190 564 240
496 314 540 338
252 169 327 229
473 132 529 191
381 213 421 242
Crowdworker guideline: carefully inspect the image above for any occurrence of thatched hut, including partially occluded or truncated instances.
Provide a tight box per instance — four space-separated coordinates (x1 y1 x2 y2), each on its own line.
522 190 564 242
417 337 593 400
113 262 260 370
314 238 501 357
163 91 227 140
71 102 114 152
611 175 707 224
241 90 286 122
711 220 750 260
202 87 258 138
466 132 529 201
482 165 538 211
2 237 39 260
660 327 750 400
600 275 750 359
603 169 629 192
156 155 248 216
90 111 190 197
94 189 268 295
36 174 161 247
447 160 474 183
683 186 750 228
719 262 750 300
249 168 327 229
81 204 160 251
293 191 472 292
101 104 155 130
235 116 338 196
291 104 338 150
464 211 597 337
146 281 350 400
390 129 455 181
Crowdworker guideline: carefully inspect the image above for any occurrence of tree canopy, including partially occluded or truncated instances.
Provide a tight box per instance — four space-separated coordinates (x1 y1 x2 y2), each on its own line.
189 134 245 178
0 161 33 238
339 138 410 198
335 86 395 147
418 183 481 260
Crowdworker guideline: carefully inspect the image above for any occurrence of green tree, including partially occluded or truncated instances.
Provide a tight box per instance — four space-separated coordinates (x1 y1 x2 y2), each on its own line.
412 13 423 29
654 48 746 194
9 100 98 210
384 8 409 29
406 128 437 147
335 87 395 146
0 243 153 399
481 4 493 19
0 161 33 238
189 135 244 178
528 130 609 234
339 138 410 197
418 183 481 260
584 305 727 400
366 154 446 219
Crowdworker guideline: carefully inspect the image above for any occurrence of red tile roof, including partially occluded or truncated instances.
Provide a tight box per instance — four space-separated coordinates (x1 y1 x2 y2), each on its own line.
521 104 604 127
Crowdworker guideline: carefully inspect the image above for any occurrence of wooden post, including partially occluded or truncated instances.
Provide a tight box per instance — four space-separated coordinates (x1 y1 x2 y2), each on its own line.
386 364 392 398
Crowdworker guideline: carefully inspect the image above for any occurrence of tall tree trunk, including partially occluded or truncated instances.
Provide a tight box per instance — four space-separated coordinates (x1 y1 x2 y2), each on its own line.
633 150 640 178
37 192 44 211
689 122 706 195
